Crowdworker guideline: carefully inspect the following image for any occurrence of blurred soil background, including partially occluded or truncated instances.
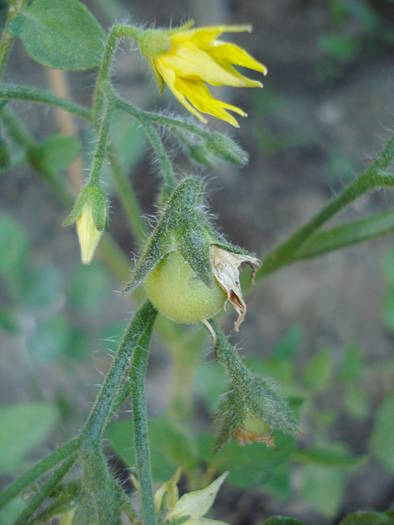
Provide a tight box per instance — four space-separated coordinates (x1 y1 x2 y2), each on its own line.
1 1 394 524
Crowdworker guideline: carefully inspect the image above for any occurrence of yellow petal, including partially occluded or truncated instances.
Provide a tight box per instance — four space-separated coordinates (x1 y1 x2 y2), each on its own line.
76 204 102 265
155 60 208 123
208 42 267 75
175 77 246 127
154 467 181 513
210 61 263 88
168 472 228 520
159 43 248 87
171 24 251 48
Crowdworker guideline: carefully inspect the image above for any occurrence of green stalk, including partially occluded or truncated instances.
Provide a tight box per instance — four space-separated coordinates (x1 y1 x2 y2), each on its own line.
108 145 148 242
0 438 79 510
0 83 92 121
129 321 156 525
14 454 77 525
82 301 157 444
89 95 113 185
256 134 394 282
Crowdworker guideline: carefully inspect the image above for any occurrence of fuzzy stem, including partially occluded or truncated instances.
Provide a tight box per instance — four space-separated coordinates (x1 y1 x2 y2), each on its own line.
113 95 177 194
107 145 148 242
14 454 77 525
93 24 141 119
89 95 113 185
82 301 157 444
130 324 156 525
256 134 394 282
0 83 92 121
0 438 79 510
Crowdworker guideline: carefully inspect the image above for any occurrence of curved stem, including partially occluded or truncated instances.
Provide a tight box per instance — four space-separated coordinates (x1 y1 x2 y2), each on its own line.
0 83 92 121
130 317 156 525
255 134 394 282
14 454 77 525
82 301 157 444
107 145 148 242
89 95 113 185
0 438 79 510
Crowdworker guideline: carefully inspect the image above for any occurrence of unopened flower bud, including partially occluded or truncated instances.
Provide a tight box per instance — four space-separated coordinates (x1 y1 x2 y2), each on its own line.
205 132 249 166
76 203 103 265
63 183 108 265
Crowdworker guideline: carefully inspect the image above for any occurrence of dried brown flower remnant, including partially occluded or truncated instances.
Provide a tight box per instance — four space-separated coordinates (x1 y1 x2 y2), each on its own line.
210 245 261 331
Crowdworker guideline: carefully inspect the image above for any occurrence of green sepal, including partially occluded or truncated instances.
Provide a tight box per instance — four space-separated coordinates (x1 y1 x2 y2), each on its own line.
62 183 108 231
127 176 260 293
138 29 171 92
212 324 298 450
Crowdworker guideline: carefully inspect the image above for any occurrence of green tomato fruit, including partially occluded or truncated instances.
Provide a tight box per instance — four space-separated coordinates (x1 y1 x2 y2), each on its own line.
144 251 226 324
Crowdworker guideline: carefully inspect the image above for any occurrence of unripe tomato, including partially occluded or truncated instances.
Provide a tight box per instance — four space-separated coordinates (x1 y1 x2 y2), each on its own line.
144 251 226 324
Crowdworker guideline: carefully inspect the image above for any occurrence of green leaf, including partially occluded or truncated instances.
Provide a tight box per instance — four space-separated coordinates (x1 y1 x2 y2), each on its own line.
303 349 333 390
369 391 394 471
293 446 365 467
298 464 346 517
26 314 70 362
339 511 393 525
0 403 58 474
262 517 304 525
68 263 111 312
0 498 25 525
295 208 394 261
343 384 369 419
198 432 295 489
107 415 198 482
273 325 303 359
9 0 105 70
382 248 394 287
195 360 227 414
0 307 19 333
338 343 363 381
0 214 29 281
36 134 81 173
383 288 394 333
21 265 64 311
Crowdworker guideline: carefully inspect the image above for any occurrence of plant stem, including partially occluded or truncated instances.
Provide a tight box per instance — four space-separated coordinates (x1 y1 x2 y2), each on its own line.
108 145 148 242
255 134 394 282
89 95 113 185
113 95 177 195
82 301 157 444
0 83 92 121
14 454 77 525
130 322 156 525
93 24 141 119
0 438 79 510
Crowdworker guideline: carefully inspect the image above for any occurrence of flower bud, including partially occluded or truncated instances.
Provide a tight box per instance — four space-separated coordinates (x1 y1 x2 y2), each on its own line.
206 132 249 167
63 183 108 265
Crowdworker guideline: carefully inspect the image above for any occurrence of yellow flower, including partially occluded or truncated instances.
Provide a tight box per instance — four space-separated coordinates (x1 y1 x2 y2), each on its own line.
151 23 267 127
76 203 102 265
132 469 229 525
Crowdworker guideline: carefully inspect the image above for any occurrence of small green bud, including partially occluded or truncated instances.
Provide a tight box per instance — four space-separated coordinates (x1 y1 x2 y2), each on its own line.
206 132 249 167
63 183 108 264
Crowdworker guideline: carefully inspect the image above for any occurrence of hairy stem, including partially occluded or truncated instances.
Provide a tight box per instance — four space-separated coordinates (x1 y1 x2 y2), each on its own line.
108 145 148 242
0 83 92 121
82 301 157 444
0 438 79 510
256 134 394 281
89 95 113 185
130 320 156 525
14 454 77 525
